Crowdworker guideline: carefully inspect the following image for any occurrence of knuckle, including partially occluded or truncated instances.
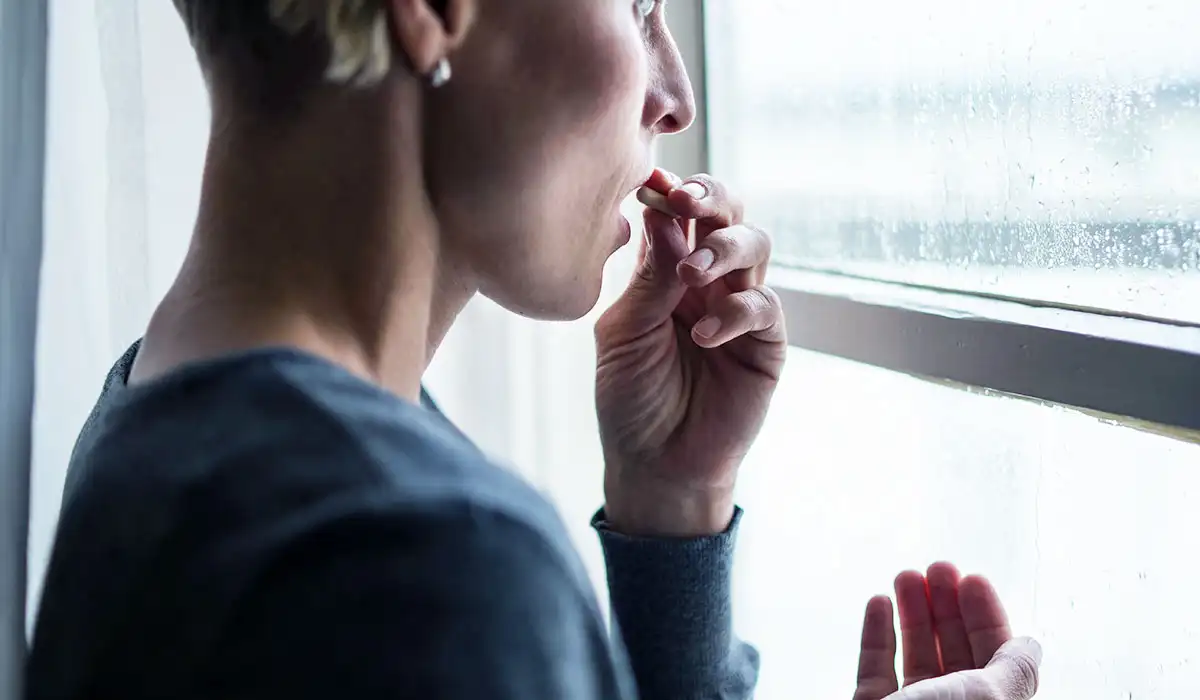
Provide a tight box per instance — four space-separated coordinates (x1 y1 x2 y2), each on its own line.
703 230 740 258
749 223 774 255
736 287 775 317
757 284 783 311
705 225 772 265
728 294 757 320
632 261 657 287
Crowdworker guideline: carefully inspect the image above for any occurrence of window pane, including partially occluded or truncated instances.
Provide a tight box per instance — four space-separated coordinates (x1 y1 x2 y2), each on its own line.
707 0 1200 323
736 347 1200 699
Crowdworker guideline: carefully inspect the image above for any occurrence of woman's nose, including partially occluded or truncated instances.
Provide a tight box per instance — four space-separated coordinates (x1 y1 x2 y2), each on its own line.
645 44 697 136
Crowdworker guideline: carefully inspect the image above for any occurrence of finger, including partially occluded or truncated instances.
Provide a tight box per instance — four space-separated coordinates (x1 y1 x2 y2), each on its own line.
959 575 1013 668
664 173 745 228
854 596 899 700
633 208 691 294
981 637 1042 700
895 570 941 686
927 562 974 673
690 286 786 348
598 209 690 339
677 224 772 291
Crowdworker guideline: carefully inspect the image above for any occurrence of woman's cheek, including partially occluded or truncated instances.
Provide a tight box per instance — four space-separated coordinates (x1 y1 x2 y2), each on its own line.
563 6 648 114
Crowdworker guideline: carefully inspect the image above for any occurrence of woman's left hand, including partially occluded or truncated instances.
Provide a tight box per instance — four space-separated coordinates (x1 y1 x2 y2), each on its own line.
854 564 1041 700
594 170 786 536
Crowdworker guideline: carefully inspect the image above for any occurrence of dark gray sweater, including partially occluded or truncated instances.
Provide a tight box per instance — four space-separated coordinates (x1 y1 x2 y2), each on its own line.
27 344 758 699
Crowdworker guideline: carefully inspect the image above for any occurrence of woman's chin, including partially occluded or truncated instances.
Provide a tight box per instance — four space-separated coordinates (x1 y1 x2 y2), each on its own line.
487 276 604 323
546 281 605 321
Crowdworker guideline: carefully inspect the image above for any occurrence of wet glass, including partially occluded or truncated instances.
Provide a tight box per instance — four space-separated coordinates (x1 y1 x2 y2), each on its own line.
706 0 1200 323
737 347 1200 700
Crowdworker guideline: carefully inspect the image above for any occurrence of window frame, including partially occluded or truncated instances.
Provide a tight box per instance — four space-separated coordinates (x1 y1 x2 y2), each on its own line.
0 0 49 696
665 2 1200 434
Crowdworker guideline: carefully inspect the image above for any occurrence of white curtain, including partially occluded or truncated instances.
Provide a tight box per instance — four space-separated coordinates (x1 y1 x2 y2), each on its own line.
28 0 627 625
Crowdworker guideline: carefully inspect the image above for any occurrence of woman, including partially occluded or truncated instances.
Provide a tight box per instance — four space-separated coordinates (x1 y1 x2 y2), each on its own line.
27 1 1040 698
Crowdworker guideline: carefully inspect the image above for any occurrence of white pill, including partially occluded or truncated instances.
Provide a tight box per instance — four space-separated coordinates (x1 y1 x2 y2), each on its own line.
636 187 681 217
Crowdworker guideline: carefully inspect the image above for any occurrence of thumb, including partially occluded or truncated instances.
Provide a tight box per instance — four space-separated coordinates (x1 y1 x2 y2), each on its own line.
604 209 690 335
981 637 1042 700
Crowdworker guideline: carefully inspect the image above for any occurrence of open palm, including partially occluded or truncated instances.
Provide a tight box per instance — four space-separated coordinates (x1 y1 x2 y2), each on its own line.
855 563 1042 700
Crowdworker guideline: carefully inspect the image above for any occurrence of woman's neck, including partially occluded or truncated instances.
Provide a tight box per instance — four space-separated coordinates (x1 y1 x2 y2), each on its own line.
131 97 473 402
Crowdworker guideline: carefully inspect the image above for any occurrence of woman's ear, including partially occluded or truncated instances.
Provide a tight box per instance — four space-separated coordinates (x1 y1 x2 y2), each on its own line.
388 0 477 76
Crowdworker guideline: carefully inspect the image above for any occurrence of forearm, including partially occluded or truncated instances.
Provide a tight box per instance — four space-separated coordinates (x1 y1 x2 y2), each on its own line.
593 507 759 700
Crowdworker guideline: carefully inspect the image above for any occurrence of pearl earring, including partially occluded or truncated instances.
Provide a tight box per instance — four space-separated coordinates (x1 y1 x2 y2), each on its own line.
427 58 452 88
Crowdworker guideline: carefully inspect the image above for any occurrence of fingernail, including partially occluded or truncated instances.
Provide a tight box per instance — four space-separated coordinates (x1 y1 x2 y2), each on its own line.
686 248 715 272
694 316 722 338
680 181 708 200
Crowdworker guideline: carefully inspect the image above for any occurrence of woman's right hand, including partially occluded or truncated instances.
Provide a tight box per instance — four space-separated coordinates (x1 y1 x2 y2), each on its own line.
854 563 1042 700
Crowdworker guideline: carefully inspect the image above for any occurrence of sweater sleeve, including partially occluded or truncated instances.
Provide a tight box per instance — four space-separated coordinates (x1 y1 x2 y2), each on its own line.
593 507 760 699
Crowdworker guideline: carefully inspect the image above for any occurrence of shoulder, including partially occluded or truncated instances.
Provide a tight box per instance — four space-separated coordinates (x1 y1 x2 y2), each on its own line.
53 346 588 617
37 349 605 697
65 346 560 538
62 346 583 588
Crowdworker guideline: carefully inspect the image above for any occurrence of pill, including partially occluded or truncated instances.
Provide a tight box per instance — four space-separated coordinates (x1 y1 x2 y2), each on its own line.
636 187 681 217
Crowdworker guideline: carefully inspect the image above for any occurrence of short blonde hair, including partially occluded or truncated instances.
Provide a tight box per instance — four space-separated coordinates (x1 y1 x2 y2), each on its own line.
175 0 397 89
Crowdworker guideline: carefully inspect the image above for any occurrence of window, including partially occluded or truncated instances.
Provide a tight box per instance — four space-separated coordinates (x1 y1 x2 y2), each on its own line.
705 0 1200 325
685 1 1200 698
737 348 1200 698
